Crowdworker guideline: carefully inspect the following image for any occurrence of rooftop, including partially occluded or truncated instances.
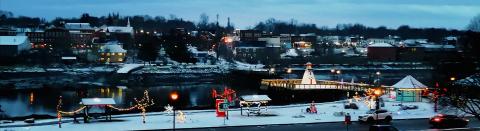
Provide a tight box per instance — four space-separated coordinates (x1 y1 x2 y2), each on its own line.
0 36 29 45
368 43 394 48
65 23 93 30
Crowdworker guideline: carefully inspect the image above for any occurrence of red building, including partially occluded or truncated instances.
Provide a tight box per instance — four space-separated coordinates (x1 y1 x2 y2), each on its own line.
367 43 397 60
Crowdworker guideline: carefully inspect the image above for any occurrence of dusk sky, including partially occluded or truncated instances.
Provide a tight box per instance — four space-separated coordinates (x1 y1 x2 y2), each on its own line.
2 0 480 30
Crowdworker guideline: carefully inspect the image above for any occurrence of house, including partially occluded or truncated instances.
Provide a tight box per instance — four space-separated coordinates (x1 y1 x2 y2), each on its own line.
26 27 71 49
65 23 94 32
238 30 262 42
65 23 95 49
98 41 127 63
0 36 31 56
367 43 396 60
392 75 428 102
291 34 316 49
233 41 267 64
397 45 425 61
188 46 212 63
367 38 395 45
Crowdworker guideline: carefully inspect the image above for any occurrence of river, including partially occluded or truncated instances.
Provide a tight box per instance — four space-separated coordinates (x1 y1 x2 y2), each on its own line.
0 69 433 118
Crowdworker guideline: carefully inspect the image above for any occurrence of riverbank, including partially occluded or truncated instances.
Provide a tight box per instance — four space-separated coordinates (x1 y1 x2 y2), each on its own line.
0 96 442 130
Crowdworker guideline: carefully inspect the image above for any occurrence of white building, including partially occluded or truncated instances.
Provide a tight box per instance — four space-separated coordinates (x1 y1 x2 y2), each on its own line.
103 18 134 36
98 41 127 63
65 23 94 31
0 36 31 56
367 38 395 45
258 37 281 47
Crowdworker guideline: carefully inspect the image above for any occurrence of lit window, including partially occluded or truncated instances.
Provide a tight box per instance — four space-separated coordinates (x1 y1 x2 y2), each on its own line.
100 58 104 61
118 58 123 62
107 53 110 56
101 53 105 56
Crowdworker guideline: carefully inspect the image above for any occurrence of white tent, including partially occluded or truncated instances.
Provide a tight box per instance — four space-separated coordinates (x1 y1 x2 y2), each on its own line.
240 95 271 102
392 75 427 89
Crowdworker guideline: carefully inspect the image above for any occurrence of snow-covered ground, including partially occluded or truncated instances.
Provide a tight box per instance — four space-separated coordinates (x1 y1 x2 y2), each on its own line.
4 97 438 131
117 64 145 74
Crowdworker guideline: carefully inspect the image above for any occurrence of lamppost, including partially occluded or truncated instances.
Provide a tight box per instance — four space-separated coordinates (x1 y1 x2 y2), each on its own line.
330 69 335 81
450 77 456 81
269 67 275 78
336 70 341 81
170 92 179 131
286 67 292 79
373 89 382 124
376 71 381 86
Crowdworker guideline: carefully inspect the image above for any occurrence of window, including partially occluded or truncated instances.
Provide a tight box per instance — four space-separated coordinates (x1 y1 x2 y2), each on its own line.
107 53 110 56
118 58 123 62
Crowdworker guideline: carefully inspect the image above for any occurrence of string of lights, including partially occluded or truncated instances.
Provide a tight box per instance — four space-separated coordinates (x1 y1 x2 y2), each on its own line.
107 105 138 111
58 106 87 115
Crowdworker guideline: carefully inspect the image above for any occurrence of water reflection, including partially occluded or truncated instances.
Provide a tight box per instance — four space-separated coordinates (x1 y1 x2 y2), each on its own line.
0 83 234 117
0 70 432 117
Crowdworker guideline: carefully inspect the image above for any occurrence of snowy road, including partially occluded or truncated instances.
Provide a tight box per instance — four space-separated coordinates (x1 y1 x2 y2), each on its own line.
179 118 480 131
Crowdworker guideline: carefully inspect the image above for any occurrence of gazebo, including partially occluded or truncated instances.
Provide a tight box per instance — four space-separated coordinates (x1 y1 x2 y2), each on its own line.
81 98 116 122
239 95 271 116
392 75 428 102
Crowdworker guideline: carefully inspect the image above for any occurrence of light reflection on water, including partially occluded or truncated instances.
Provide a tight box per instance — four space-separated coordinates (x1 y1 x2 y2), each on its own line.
0 70 432 118
0 83 238 117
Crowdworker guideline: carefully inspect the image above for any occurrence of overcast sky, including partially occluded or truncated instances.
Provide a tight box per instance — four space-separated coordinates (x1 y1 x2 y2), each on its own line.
2 0 480 30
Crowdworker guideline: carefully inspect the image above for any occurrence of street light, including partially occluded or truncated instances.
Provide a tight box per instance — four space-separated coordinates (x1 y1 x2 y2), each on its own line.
269 68 275 75
450 77 456 81
336 70 341 81
376 71 381 86
170 92 179 131
373 89 382 124
286 68 292 79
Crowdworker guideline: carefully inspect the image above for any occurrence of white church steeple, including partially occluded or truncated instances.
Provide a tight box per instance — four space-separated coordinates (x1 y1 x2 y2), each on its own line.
127 17 131 27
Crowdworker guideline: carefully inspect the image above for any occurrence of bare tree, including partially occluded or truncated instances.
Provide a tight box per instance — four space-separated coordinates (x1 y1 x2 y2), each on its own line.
445 74 480 120
467 14 480 32
198 13 209 30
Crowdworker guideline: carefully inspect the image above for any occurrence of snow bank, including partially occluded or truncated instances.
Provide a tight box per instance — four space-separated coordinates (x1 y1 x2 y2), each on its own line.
116 64 145 74
5 97 437 131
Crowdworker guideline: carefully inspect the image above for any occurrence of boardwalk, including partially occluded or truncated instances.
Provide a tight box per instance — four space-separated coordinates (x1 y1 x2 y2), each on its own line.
260 79 389 91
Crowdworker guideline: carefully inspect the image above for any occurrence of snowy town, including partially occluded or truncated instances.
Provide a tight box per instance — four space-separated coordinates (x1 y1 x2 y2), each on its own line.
1 1 480 131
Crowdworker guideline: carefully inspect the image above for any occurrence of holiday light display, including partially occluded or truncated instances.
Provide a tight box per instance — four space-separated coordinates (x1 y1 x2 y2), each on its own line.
176 110 186 123
164 104 174 115
56 90 155 124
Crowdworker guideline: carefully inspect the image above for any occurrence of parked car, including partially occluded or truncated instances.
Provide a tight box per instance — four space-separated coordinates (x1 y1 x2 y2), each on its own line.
400 105 418 110
359 109 393 123
344 103 359 109
369 125 398 131
429 114 469 128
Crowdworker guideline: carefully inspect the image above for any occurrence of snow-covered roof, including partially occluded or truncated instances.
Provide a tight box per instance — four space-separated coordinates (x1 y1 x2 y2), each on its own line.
368 43 393 48
240 95 271 102
454 74 480 87
81 98 116 105
106 26 133 33
392 75 427 89
281 49 299 57
445 36 457 41
0 36 28 45
99 41 127 53
421 44 455 49
65 23 93 30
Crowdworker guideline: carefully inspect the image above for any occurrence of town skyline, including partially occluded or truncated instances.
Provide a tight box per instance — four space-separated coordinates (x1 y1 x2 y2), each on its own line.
2 0 480 30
